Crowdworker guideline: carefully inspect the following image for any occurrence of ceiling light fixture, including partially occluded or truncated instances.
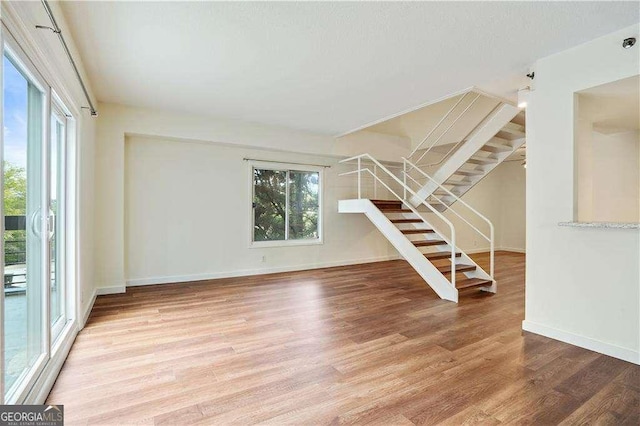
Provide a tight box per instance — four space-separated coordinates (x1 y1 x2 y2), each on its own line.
517 87 530 109
623 37 636 49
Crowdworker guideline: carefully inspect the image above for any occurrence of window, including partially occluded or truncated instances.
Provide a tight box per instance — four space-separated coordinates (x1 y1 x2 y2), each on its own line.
251 163 322 246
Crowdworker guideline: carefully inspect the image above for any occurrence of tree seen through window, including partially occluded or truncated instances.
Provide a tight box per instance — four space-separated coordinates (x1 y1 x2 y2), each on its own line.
253 168 320 242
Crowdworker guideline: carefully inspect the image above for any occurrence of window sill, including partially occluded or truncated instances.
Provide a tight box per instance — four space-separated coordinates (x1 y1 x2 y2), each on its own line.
558 221 639 230
250 239 323 248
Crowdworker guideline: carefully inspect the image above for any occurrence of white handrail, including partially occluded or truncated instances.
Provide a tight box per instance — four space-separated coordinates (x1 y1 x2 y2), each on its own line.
339 154 458 287
404 173 489 241
402 157 494 278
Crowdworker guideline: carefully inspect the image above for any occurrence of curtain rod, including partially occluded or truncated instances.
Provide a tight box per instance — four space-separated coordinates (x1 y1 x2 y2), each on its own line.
36 0 97 117
243 158 331 168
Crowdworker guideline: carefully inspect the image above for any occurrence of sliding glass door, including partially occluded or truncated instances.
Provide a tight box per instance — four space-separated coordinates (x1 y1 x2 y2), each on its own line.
2 51 46 402
1 36 74 403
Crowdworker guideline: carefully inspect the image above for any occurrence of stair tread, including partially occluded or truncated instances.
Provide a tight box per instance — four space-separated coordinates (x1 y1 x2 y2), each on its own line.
433 189 458 196
371 199 402 205
454 169 484 176
480 142 512 153
438 264 476 274
401 229 435 234
391 218 423 223
380 208 412 213
467 156 498 165
424 251 461 260
499 122 526 138
456 278 493 289
413 240 447 247
496 130 525 140
444 180 472 186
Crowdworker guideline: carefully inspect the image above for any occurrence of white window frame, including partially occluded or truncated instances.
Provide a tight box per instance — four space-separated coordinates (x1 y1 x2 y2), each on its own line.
249 160 323 248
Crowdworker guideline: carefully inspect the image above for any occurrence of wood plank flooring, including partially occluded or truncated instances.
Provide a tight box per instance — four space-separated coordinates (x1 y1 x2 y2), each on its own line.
47 252 639 425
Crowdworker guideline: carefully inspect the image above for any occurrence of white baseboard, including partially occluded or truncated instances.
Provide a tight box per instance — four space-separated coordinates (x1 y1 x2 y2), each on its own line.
81 288 98 327
499 247 526 253
126 255 401 287
522 320 639 365
96 285 126 295
463 247 526 255
462 247 492 255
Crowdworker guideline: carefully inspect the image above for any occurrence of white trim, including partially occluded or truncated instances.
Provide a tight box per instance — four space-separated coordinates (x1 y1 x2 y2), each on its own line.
522 320 640 365
23 324 78 404
250 239 323 248
96 285 126 296
125 254 402 287
462 247 492 255
81 288 97 328
498 247 526 254
456 247 526 255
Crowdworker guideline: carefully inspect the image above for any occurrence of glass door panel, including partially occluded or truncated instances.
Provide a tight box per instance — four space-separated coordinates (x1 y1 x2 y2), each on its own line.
2 52 46 400
49 108 66 341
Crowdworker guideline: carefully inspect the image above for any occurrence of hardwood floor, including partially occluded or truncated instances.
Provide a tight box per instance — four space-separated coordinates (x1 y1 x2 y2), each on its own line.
47 252 639 425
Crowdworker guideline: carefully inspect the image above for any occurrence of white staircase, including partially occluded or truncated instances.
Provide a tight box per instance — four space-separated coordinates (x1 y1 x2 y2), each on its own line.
408 103 525 209
338 90 524 302
338 155 495 303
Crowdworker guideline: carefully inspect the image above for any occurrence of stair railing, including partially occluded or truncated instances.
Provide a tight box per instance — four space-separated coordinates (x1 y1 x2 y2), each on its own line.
339 153 458 288
414 103 502 169
408 92 481 168
402 157 494 279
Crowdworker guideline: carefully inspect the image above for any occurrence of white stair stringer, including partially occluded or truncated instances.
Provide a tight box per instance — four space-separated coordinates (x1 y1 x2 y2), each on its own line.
338 199 459 302
432 244 495 293
409 103 521 207
401 216 496 293
429 136 526 211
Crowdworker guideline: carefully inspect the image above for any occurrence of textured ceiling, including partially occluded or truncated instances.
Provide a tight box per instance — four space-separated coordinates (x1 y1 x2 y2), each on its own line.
59 1 639 135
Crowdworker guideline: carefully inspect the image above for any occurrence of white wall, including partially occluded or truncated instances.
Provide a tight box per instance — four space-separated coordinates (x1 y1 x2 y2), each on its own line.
124 135 399 285
96 103 411 292
577 127 639 223
430 160 526 253
525 23 640 364
98 98 526 291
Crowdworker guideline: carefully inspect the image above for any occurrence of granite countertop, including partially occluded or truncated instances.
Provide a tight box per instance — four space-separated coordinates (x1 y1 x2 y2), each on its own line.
558 222 640 229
